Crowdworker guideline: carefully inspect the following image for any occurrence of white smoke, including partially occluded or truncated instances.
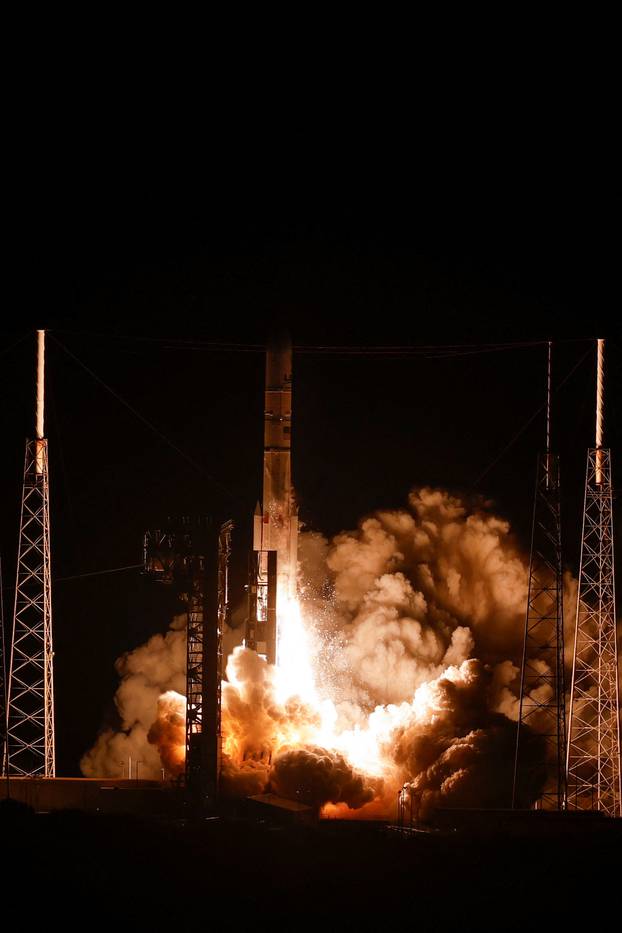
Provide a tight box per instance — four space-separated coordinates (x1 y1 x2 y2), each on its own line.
306 488 529 723
81 616 186 778
83 485 574 818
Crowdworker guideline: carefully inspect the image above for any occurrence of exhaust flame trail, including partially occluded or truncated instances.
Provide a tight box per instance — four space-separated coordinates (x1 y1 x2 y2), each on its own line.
273 592 318 706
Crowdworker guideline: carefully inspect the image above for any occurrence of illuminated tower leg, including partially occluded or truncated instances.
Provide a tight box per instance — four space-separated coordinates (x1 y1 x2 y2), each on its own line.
6 330 55 776
566 447 620 815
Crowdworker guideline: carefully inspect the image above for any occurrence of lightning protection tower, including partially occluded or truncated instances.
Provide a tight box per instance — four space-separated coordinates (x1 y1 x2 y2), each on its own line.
513 341 566 809
5 330 55 776
567 339 621 817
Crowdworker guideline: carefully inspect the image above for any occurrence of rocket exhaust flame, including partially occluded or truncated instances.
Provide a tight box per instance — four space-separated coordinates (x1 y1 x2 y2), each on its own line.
83 486 560 818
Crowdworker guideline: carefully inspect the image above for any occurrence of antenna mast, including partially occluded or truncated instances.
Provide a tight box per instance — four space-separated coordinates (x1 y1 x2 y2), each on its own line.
595 337 604 483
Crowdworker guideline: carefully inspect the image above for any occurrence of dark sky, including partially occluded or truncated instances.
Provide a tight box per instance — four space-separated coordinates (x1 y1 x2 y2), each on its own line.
1 133 620 774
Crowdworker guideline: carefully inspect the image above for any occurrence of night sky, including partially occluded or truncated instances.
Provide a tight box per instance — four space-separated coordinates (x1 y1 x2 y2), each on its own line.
1 142 620 775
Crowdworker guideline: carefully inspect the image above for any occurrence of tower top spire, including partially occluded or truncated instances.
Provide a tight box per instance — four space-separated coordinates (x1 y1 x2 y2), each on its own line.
36 330 45 440
545 341 552 490
596 338 604 450
595 339 605 485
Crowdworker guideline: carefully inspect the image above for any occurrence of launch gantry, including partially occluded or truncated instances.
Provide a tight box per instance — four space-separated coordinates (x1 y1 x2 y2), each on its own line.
143 516 232 808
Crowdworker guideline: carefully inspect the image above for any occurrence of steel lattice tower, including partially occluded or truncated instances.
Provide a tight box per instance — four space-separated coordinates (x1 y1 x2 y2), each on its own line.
513 342 566 809
1 556 8 777
185 542 207 790
567 339 621 816
184 518 232 805
143 516 232 806
5 331 55 777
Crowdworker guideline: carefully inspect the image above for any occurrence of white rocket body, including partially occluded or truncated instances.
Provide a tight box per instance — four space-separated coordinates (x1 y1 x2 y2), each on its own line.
253 336 299 660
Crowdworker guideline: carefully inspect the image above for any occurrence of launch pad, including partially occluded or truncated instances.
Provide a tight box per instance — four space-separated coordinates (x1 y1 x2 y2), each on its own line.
1 333 620 829
0 776 184 816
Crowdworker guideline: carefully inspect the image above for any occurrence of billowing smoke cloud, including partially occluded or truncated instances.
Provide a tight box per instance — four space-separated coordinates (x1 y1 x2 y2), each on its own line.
390 659 546 818
297 487 555 815
147 691 186 776
220 756 270 798
84 486 571 820
304 489 529 722
219 646 320 796
81 616 186 778
270 745 379 810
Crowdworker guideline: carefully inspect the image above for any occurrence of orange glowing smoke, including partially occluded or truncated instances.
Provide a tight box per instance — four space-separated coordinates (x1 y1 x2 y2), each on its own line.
147 691 186 776
89 488 553 815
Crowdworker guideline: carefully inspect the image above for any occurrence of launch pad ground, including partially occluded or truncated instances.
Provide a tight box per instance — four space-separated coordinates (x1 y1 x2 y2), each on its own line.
0 776 183 815
2 798 620 928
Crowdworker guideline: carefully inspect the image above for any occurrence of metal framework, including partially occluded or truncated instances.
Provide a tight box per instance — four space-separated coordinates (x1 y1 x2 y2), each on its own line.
185 545 207 791
566 447 621 816
513 452 566 808
5 332 55 778
143 516 232 807
5 438 55 776
1 555 8 777
513 342 566 809
216 521 233 744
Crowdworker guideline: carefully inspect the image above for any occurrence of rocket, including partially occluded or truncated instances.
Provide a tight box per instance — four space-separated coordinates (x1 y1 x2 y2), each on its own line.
250 333 299 663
